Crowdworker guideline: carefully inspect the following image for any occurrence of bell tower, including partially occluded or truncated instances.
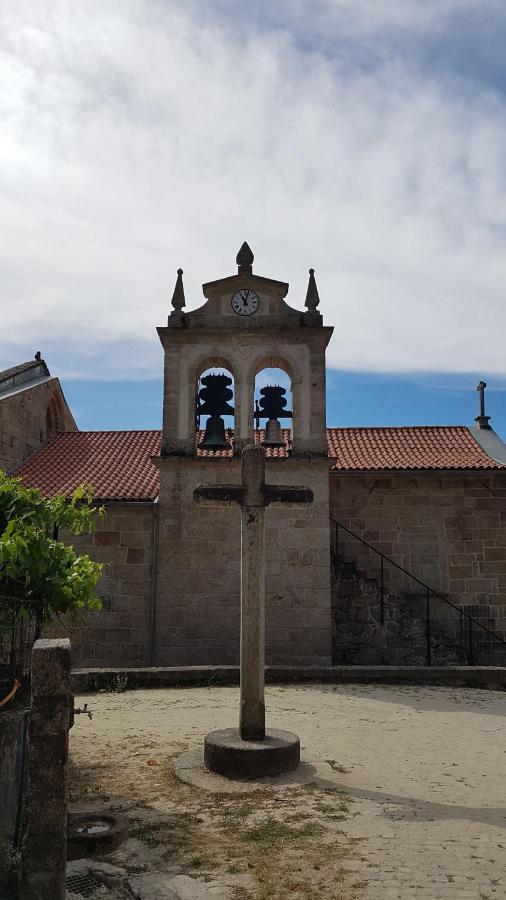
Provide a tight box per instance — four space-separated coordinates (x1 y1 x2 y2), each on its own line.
153 244 334 670
157 243 333 457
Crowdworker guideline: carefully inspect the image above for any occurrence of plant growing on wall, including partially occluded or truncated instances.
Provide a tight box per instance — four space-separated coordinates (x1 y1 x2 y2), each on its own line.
0 472 104 642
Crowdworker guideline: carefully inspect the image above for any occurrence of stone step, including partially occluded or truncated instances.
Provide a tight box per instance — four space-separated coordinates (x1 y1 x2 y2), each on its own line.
331 554 468 666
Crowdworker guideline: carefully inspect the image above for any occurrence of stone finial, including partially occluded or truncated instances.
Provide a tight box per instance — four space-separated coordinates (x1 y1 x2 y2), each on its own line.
171 268 185 312
236 242 254 274
305 268 320 311
475 380 491 430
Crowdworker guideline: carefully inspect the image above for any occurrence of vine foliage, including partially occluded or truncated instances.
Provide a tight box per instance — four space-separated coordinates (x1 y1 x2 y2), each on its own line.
0 472 104 640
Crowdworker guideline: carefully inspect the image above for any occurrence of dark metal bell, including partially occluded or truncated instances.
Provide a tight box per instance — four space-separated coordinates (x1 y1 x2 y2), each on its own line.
261 419 285 449
198 415 231 451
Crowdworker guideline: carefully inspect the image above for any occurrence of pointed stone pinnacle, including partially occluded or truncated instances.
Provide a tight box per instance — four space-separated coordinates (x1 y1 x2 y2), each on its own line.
305 267 320 310
171 268 185 311
236 242 254 274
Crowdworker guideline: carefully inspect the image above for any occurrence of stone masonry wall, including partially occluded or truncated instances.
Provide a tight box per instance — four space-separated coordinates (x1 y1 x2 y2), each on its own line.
155 456 332 667
48 504 154 668
21 639 71 900
0 378 76 472
329 472 506 641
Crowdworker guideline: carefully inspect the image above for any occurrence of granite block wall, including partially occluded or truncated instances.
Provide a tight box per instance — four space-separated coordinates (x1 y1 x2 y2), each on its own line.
329 472 506 638
48 504 154 668
51 468 506 670
0 378 76 472
155 456 332 667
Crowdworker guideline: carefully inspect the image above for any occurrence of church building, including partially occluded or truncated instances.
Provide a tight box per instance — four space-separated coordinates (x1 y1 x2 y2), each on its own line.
3 244 506 668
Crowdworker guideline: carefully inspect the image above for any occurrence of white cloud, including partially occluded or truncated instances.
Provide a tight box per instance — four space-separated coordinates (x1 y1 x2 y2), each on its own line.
1 0 506 378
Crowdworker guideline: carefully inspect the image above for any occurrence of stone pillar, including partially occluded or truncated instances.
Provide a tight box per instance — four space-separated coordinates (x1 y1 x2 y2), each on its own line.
21 638 71 900
240 503 266 740
239 446 266 740
237 377 254 451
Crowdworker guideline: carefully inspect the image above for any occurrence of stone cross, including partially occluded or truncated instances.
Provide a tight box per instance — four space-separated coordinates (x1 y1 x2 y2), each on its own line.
477 380 487 418
194 444 313 741
475 380 491 429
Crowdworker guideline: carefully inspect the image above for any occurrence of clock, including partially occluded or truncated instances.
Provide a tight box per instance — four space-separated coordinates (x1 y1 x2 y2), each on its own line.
231 289 259 316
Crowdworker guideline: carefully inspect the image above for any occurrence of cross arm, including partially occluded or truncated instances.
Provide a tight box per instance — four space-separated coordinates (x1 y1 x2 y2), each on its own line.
193 484 245 506
262 485 313 508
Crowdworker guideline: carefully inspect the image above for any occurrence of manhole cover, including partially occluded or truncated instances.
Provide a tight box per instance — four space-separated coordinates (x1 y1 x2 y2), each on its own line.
66 871 106 897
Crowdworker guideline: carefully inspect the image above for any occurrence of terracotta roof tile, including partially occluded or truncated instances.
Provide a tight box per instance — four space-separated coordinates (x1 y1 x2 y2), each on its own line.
195 428 291 459
12 426 504 501
327 426 504 471
14 430 161 502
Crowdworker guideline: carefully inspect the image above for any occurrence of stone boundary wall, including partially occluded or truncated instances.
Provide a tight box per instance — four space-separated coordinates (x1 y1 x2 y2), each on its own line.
330 472 506 637
0 708 29 867
70 664 506 693
21 638 71 900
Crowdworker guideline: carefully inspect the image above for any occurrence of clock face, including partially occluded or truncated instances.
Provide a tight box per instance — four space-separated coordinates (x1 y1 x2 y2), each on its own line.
231 289 259 316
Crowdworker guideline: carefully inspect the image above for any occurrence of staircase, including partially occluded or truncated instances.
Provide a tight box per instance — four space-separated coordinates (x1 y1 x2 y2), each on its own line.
330 517 506 667
331 552 465 666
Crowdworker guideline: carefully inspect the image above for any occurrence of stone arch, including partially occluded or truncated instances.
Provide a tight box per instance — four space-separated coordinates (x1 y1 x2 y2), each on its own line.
191 355 238 444
247 354 302 387
192 354 240 384
248 354 303 443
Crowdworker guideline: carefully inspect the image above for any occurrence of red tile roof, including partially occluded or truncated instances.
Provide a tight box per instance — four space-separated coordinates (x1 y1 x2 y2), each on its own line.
327 426 504 472
15 431 161 502
12 426 504 501
196 429 291 459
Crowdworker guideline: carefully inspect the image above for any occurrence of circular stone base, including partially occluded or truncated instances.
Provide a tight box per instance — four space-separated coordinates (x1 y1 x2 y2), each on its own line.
204 728 300 779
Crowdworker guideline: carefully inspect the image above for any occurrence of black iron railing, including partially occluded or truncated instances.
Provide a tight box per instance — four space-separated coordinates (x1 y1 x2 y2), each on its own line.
0 615 36 682
331 517 506 666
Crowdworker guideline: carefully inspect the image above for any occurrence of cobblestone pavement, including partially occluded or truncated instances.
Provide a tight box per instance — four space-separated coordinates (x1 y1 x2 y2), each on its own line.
304 684 506 900
70 683 505 899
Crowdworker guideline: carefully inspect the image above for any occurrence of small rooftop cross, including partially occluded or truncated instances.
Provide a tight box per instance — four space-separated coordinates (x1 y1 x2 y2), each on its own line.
475 380 491 430
194 444 313 741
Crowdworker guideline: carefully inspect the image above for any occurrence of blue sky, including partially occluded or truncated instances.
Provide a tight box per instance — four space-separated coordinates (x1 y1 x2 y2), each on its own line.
64 370 506 439
1 1 506 437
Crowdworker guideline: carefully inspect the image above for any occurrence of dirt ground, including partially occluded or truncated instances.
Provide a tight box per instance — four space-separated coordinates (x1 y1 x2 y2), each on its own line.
69 683 506 900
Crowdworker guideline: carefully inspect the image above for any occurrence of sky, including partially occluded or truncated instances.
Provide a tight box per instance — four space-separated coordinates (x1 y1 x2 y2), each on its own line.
1 1 506 435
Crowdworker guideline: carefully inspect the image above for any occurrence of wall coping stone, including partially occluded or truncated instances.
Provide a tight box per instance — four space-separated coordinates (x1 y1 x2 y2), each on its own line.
71 664 506 693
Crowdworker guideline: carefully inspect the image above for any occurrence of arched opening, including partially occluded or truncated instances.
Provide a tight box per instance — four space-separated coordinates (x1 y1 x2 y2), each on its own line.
195 365 235 452
254 367 293 450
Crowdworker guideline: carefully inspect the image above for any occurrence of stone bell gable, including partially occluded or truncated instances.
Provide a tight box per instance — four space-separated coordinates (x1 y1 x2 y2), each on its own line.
152 244 335 666
157 243 333 458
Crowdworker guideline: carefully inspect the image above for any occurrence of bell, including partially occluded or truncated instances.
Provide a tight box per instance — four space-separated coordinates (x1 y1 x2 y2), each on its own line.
198 415 231 451
261 418 285 449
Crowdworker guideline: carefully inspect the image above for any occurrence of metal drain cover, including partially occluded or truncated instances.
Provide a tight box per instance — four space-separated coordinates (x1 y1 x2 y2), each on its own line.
66 871 107 897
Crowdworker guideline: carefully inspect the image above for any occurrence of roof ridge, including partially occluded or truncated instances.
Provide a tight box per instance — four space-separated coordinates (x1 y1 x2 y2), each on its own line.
44 425 472 437
60 429 163 435
327 425 469 431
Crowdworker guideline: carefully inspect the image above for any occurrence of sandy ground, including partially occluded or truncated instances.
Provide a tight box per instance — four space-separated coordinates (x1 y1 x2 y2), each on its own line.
69 683 506 900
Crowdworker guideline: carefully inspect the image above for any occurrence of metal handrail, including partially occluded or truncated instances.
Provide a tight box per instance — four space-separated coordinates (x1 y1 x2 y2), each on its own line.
331 516 506 665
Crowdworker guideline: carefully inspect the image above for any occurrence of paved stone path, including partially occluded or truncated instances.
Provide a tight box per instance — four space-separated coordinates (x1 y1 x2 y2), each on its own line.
305 684 506 899
70 683 506 899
